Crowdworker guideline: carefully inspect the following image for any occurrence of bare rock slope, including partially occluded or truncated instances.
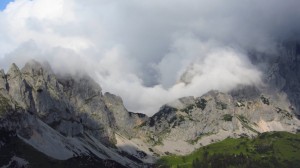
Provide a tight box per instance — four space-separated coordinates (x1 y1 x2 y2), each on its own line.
0 52 300 167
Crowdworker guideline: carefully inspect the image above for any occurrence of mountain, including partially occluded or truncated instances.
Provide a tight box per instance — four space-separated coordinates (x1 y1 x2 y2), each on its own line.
0 60 151 167
0 43 300 167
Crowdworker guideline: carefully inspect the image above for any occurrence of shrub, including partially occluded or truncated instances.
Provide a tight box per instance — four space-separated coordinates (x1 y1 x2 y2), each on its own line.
260 95 270 105
222 114 233 121
196 98 207 110
216 102 227 110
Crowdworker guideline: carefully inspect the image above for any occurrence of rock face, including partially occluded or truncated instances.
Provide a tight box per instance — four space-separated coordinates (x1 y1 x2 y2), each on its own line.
0 52 300 167
134 89 299 155
0 60 150 168
250 42 300 116
271 43 300 116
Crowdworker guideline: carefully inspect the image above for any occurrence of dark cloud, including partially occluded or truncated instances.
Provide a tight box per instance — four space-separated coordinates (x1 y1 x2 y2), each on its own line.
0 0 299 115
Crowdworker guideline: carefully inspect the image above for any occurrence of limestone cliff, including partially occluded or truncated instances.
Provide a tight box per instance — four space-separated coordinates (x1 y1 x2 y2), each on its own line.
0 54 300 167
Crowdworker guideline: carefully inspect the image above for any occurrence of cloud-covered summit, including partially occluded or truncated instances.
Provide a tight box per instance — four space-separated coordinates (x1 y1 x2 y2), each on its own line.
0 0 299 115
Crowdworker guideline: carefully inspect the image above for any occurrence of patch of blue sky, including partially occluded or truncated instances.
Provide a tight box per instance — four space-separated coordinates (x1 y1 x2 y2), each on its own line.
0 0 13 11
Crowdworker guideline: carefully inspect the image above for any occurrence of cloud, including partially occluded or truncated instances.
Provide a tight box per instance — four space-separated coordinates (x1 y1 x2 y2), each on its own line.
0 0 299 115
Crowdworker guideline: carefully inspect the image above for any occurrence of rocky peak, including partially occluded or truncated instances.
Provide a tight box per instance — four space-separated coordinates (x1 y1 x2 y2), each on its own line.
0 69 5 76
0 59 299 167
21 60 53 77
62 75 102 99
6 63 21 80
102 92 149 135
0 62 109 141
250 42 300 116
167 96 195 109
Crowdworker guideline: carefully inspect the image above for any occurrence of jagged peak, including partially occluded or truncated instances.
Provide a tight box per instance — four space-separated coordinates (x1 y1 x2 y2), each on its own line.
0 69 5 76
7 63 21 78
104 92 123 104
8 63 19 71
21 59 54 76
23 59 43 69
166 96 195 109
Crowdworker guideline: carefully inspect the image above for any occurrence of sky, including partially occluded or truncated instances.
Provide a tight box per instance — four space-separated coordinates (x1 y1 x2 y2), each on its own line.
0 0 299 115
0 0 12 10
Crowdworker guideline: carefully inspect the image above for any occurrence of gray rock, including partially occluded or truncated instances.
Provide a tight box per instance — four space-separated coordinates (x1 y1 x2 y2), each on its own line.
0 58 300 166
0 69 7 91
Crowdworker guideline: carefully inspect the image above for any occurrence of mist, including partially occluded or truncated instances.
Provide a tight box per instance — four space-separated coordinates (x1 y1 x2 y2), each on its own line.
0 0 299 115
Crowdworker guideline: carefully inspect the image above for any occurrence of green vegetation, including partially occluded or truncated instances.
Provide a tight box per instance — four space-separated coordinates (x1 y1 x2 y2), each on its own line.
181 104 195 113
275 107 293 120
237 115 249 123
236 115 260 134
196 99 207 110
187 132 214 145
152 137 164 146
216 102 227 110
180 99 207 114
260 95 270 105
147 133 165 146
171 115 186 128
222 114 233 121
156 131 300 168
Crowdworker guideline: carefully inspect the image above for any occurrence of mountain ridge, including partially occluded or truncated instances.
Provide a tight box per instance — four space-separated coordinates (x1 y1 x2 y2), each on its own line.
0 52 300 167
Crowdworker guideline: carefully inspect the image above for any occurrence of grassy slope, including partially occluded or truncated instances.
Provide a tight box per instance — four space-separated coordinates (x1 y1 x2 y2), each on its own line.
156 131 300 168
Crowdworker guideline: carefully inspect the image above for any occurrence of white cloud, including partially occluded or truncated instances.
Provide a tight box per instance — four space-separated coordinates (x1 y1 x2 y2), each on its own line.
0 0 299 115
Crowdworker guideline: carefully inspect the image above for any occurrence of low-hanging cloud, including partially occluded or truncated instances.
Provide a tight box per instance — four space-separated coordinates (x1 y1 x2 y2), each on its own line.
0 0 299 115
